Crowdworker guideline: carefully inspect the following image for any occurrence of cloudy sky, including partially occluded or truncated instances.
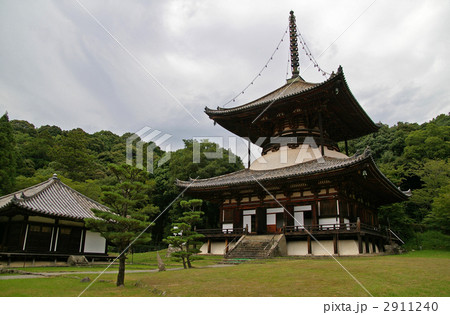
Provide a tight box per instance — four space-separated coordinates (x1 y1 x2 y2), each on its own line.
1 0 449 157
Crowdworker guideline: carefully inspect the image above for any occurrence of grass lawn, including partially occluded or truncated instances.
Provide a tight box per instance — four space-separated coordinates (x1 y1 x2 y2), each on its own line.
0 250 449 297
5 250 223 274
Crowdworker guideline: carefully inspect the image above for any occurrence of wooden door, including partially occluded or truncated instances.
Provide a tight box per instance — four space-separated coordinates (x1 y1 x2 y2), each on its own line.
256 207 266 234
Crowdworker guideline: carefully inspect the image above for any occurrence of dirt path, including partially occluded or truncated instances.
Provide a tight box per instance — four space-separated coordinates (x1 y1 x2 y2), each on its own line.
0 264 235 280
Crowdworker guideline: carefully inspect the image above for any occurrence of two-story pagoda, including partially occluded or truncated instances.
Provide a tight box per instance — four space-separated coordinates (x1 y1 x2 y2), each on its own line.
177 11 407 256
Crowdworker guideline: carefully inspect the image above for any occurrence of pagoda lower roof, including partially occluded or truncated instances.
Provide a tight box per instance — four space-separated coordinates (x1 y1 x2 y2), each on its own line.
177 149 408 204
0 175 110 220
205 66 379 142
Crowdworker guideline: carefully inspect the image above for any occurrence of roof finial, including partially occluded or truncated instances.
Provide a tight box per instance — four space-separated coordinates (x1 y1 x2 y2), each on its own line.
289 10 300 78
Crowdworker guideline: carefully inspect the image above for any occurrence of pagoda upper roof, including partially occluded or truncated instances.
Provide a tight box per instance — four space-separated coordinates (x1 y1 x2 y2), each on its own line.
0 175 109 220
205 66 380 143
177 148 408 205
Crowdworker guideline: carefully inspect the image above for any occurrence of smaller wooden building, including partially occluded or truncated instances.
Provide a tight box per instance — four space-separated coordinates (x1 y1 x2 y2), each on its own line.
0 174 109 261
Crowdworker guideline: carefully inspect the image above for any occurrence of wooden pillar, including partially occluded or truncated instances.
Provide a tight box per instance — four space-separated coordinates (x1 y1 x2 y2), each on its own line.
357 234 363 254
379 239 384 252
207 239 211 254
307 235 312 254
225 238 229 254
333 234 338 255
371 238 376 253
318 111 325 156
365 237 370 253
312 194 319 228
247 137 251 169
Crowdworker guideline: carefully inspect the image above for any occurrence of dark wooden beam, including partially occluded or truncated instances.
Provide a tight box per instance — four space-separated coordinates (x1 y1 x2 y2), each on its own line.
307 235 312 254
358 234 363 254
333 234 338 255
318 110 325 156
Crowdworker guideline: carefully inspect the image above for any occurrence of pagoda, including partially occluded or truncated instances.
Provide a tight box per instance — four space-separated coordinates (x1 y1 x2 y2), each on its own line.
177 11 407 256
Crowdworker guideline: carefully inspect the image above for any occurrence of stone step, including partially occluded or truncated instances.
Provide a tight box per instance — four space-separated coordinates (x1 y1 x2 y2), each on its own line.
225 234 281 259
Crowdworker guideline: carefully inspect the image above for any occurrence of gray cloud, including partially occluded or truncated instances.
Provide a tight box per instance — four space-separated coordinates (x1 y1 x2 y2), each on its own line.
1 0 449 157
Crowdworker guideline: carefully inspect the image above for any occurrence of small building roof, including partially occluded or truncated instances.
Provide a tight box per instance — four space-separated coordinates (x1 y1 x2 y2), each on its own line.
0 175 109 220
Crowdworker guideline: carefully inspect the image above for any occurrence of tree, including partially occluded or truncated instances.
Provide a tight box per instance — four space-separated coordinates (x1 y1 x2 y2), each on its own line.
0 113 17 194
51 128 98 181
85 164 159 286
424 184 450 234
164 199 204 269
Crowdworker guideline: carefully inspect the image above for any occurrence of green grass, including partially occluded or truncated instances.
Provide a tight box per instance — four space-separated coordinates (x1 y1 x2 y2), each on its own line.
1 251 449 297
400 249 450 258
7 250 222 273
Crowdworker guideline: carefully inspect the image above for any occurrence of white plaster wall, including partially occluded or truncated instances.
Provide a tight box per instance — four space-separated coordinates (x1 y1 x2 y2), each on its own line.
294 211 304 227
312 240 334 255
267 214 276 225
267 207 284 213
243 215 252 232
338 240 359 255
83 231 106 253
199 241 236 255
250 146 348 171
222 223 233 232
294 205 312 211
199 242 208 254
286 240 380 256
211 241 226 255
318 217 339 227
286 241 309 255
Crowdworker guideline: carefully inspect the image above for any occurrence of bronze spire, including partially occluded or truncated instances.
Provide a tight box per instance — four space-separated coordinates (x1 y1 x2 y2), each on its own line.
289 10 300 78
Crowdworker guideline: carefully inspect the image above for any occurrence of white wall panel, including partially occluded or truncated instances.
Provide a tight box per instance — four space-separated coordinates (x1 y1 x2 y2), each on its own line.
84 231 106 253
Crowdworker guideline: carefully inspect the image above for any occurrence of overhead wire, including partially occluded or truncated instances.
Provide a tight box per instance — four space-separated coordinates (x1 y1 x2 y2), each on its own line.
221 25 289 108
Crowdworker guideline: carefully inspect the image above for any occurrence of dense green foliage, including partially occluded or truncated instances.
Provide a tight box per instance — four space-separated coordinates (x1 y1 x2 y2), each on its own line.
340 113 450 248
0 114 17 194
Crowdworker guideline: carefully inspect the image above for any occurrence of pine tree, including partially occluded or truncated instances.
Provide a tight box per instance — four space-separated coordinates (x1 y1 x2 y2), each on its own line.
164 199 204 269
85 164 159 286
0 113 17 194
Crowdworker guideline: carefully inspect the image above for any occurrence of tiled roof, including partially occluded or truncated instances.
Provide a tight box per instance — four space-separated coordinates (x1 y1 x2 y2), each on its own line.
177 149 370 189
206 75 324 115
177 149 408 203
0 175 109 220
